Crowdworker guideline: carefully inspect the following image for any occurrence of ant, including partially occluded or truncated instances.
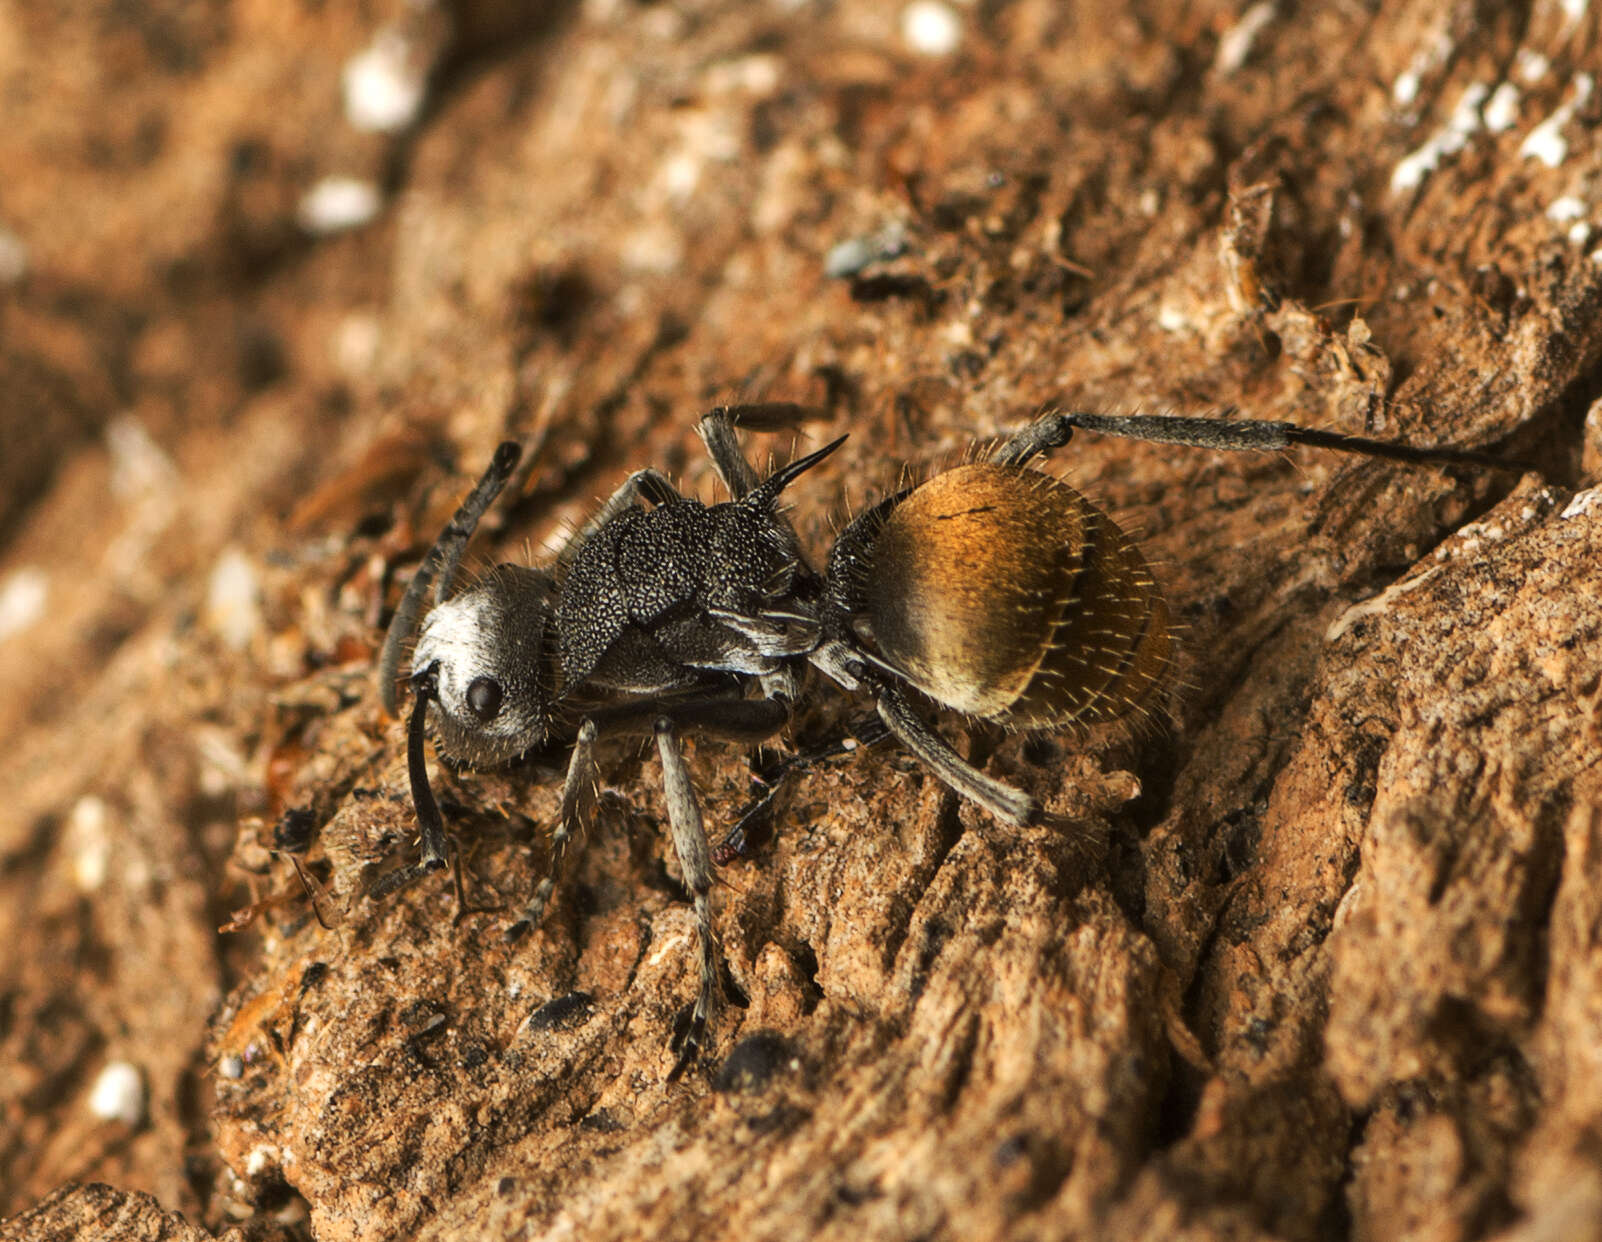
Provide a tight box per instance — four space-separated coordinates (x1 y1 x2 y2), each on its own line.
376 403 1528 1078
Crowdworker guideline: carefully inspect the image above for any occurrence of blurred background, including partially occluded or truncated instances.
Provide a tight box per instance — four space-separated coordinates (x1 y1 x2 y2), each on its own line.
2 2 1601 1240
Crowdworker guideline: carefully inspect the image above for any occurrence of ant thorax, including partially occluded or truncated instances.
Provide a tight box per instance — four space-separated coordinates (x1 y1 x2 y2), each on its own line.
554 491 820 694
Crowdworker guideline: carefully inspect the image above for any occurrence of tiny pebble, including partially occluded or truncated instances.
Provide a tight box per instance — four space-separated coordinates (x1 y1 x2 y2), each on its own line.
88 1061 145 1125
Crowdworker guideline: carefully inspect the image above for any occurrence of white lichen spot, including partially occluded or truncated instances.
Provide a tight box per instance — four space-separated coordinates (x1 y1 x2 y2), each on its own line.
1432 517 1511 565
1483 81 1521 132
88 1061 145 1125
0 226 28 283
644 926 693 968
1520 73 1593 168
1393 69 1421 108
901 0 962 55
1157 303 1190 333
1516 50 1550 83
823 221 907 278
206 547 262 651
1570 221 1593 246
1390 83 1487 194
659 150 703 201
195 727 250 797
1560 0 1590 25
620 222 684 273
218 1054 245 1080
1390 145 1433 194
1392 29 1456 111
67 794 110 892
1561 487 1600 520
1548 195 1586 221
0 567 47 642
333 312 381 376
106 416 177 500
1139 187 1162 217
1214 2 1276 74
297 177 382 235
825 237 876 279
703 53 782 97
343 28 427 133
244 1145 282 1178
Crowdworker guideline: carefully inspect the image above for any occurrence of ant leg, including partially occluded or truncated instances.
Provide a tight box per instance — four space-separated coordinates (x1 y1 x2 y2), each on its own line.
505 718 598 942
654 718 720 1081
877 685 1037 826
988 414 1077 468
714 712 891 864
546 691 788 1077
639 689 796 868
698 404 838 500
1066 411 1534 470
504 693 789 942
697 408 763 500
554 468 683 576
992 410 1532 472
379 442 522 714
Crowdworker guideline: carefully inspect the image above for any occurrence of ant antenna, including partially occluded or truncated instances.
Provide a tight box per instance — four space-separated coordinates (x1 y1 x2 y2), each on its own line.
406 665 450 876
379 442 523 715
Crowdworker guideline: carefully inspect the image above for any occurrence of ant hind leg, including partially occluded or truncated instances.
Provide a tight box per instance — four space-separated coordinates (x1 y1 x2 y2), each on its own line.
876 685 1037 827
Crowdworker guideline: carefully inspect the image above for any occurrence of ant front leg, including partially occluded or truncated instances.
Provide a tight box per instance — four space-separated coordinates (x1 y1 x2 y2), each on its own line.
505 717 599 942
654 717 719 1081
602 692 789 1077
503 692 789 1026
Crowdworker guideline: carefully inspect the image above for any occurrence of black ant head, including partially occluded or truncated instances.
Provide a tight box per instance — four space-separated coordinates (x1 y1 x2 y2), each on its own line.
410 563 557 767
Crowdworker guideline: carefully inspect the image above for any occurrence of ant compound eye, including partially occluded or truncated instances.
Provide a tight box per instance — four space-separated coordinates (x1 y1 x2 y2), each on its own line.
466 676 504 722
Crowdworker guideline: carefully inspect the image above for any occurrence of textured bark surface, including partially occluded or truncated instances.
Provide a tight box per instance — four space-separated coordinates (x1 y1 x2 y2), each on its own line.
3 2 1602 1240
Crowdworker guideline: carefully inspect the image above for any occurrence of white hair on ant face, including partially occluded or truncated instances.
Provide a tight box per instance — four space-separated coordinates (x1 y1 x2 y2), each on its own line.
413 592 497 719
